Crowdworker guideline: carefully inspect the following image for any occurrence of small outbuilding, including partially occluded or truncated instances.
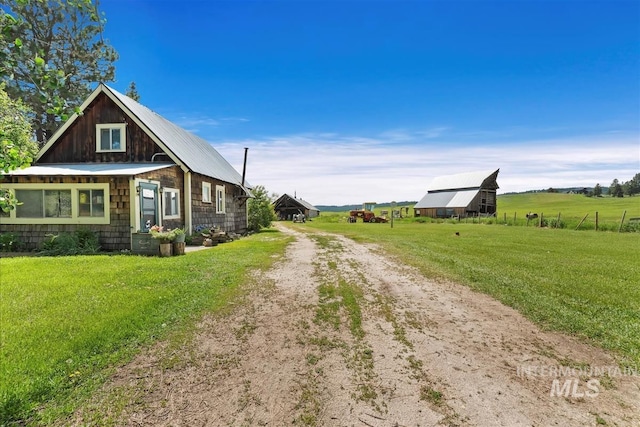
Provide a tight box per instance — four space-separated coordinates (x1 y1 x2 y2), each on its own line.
273 194 320 220
414 169 499 218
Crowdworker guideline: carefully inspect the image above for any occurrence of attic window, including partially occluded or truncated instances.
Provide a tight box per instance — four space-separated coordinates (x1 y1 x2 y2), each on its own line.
96 123 126 152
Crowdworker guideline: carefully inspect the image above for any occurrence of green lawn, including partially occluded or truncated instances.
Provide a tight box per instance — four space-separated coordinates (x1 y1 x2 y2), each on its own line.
299 218 640 370
0 231 290 425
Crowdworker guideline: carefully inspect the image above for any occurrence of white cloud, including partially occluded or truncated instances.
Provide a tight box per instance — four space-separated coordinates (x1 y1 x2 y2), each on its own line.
174 115 220 132
170 115 249 133
214 132 639 206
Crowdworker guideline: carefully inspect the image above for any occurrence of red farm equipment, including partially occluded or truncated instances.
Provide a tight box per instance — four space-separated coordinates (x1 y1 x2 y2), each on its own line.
348 202 388 223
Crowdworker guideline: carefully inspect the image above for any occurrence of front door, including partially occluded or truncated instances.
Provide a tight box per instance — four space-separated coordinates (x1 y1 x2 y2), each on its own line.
139 182 159 232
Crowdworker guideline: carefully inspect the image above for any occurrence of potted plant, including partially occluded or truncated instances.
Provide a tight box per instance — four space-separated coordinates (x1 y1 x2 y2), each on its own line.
172 228 186 255
150 225 175 256
173 228 186 243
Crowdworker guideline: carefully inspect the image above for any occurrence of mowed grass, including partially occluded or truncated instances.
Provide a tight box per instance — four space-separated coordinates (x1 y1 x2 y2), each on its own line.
0 230 290 425
299 219 640 369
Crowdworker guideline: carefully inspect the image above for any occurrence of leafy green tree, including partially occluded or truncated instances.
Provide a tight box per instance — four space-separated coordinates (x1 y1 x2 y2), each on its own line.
1 0 118 145
592 183 602 197
248 185 276 232
623 173 640 196
611 181 624 198
125 81 140 101
0 84 38 212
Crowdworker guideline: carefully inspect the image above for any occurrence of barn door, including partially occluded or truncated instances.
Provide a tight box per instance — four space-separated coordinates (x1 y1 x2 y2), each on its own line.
139 182 159 232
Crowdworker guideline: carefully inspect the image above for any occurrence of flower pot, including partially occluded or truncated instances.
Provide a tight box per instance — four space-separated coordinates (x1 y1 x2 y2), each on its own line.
131 233 159 256
174 233 185 243
172 242 185 255
159 242 172 257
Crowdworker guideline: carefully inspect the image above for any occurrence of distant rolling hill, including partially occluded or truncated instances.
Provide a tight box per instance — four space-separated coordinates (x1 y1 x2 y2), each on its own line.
317 201 417 212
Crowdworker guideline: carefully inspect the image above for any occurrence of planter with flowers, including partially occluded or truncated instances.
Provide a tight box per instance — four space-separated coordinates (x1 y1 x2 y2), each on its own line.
172 228 186 255
150 225 176 256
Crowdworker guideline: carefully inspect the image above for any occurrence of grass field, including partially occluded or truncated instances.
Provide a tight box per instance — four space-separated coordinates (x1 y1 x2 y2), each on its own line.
298 218 640 371
343 193 639 231
497 193 640 230
0 231 290 425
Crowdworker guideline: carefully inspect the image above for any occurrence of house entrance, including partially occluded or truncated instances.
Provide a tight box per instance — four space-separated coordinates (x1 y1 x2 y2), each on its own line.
139 182 159 232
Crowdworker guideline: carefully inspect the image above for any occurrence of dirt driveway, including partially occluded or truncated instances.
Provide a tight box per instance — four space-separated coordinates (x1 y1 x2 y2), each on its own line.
76 224 639 426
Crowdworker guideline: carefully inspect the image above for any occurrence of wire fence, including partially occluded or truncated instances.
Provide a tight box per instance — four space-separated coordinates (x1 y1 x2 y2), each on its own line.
453 210 639 232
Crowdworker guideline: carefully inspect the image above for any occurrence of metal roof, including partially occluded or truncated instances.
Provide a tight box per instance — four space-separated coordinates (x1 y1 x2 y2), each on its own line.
37 84 248 189
427 169 499 192
103 85 247 188
414 189 479 209
294 198 320 212
6 163 173 176
274 194 320 212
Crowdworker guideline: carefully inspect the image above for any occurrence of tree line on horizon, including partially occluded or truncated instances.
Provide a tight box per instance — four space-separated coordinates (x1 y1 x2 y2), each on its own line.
530 173 640 198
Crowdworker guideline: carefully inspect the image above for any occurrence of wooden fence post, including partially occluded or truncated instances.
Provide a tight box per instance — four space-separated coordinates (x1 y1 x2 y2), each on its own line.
539 212 544 227
575 213 589 230
555 212 561 228
619 210 627 233
595 211 599 231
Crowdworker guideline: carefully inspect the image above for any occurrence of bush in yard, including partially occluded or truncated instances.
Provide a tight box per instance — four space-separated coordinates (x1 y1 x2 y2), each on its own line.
0 233 23 252
248 185 276 232
40 229 101 255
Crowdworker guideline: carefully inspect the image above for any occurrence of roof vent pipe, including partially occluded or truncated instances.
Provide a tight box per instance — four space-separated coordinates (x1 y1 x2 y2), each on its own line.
151 152 170 162
241 147 248 187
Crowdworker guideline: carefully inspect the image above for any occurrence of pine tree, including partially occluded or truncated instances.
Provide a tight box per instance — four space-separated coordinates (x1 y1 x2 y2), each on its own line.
1 0 118 145
125 81 140 101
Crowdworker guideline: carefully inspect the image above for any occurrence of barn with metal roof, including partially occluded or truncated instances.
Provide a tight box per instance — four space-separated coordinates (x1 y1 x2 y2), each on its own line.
273 194 320 220
414 169 500 218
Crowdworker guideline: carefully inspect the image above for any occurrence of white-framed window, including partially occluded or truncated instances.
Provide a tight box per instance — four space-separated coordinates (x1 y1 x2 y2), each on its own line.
216 185 225 214
0 183 110 224
202 182 212 203
78 189 105 217
15 189 72 218
163 187 180 219
96 123 126 152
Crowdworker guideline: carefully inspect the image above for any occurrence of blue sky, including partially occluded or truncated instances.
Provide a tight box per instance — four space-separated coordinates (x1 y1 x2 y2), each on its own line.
100 0 639 205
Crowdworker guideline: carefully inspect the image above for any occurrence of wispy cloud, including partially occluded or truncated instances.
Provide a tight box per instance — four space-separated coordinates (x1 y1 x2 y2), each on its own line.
214 131 639 206
169 114 250 133
377 127 450 143
219 117 250 123
173 115 220 133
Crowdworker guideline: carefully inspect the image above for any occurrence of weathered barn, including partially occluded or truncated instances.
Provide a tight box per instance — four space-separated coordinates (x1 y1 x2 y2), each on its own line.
273 194 320 220
414 169 499 218
0 84 250 252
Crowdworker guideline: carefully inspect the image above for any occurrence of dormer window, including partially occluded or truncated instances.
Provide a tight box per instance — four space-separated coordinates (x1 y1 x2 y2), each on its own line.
96 123 126 152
